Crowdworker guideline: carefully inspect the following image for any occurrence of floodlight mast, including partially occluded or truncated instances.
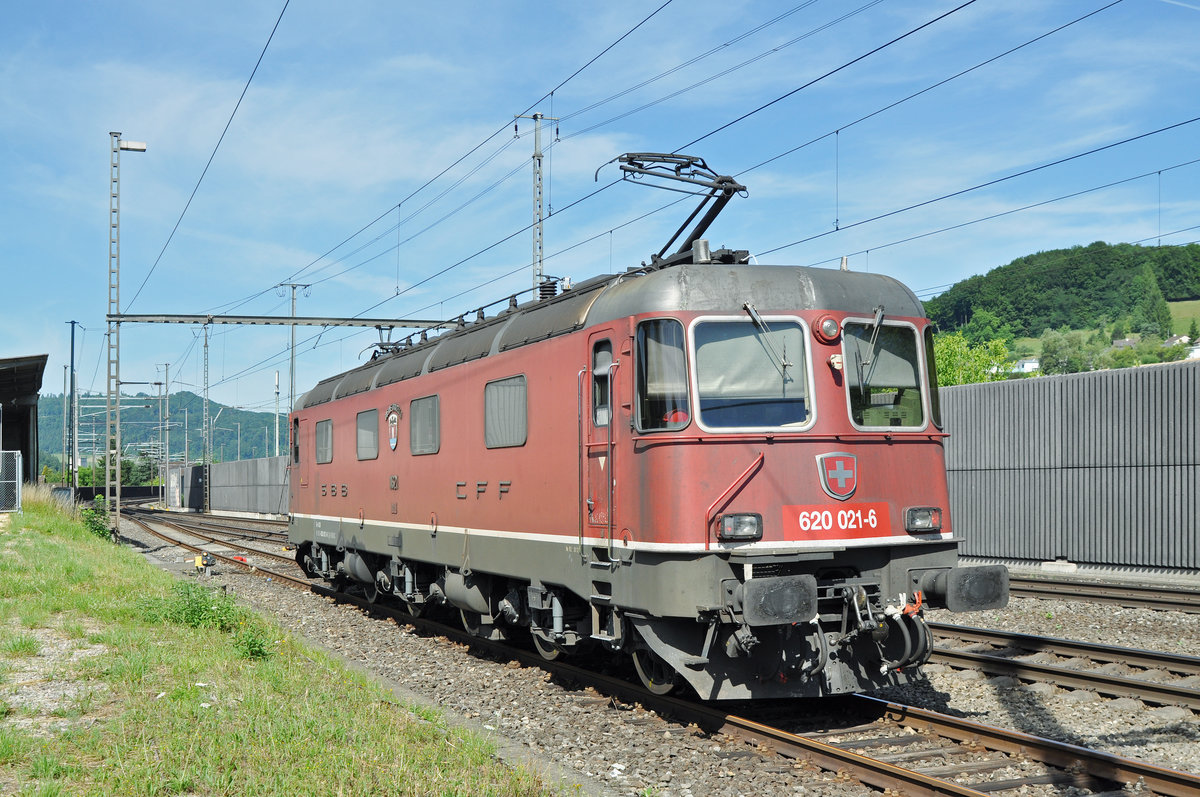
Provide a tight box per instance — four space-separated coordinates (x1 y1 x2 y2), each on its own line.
603 153 747 263
106 132 146 537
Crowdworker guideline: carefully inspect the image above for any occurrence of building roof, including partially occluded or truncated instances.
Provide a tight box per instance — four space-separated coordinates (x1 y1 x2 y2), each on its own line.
0 354 48 406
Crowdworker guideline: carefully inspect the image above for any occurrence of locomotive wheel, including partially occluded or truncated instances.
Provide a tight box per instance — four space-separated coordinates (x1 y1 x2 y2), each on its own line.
531 632 562 662
632 647 678 695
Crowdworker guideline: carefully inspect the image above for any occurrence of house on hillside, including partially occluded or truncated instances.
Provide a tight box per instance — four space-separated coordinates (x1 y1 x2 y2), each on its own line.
1012 357 1039 374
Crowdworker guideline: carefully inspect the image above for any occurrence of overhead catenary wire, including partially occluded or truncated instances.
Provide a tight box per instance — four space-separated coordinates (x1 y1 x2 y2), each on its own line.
126 0 291 312
675 0 981 152
206 128 1197 394
163 0 1134 391
203 1 676 318
293 0 1134 320
150 1 1184 404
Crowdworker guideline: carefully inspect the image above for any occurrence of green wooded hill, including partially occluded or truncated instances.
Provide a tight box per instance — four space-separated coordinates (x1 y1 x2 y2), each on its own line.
924 242 1200 337
38 391 287 467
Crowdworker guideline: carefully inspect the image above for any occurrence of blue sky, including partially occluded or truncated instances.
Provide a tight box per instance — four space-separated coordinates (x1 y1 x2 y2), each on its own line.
2 0 1197 413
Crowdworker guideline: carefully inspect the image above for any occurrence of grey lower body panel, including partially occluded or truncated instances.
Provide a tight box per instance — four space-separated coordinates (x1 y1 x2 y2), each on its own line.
290 514 998 700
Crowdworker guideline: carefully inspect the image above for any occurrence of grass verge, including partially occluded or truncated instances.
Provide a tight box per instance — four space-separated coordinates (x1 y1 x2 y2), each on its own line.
0 485 558 796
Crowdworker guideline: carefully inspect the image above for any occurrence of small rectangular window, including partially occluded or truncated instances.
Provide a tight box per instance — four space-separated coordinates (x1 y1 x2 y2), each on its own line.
923 326 942 429
315 419 333 464
592 340 613 426
485 376 527 448
410 395 440 455
291 418 300 464
356 409 379 460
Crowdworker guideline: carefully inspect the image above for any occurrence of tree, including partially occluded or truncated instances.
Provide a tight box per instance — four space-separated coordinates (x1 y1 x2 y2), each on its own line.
960 308 1014 346
1189 318 1199 341
1040 329 1102 375
932 332 1010 386
1128 264 1173 337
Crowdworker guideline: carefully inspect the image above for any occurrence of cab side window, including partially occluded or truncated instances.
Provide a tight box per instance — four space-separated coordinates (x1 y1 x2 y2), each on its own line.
636 319 689 430
592 341 613 426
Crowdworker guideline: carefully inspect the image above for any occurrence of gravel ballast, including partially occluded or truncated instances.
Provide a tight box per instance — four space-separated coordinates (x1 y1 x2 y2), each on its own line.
124 521 1200 796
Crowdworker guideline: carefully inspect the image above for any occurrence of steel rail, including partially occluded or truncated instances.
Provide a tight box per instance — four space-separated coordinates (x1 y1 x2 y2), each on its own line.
1010 575 1200 613
930 645 1200 711
126 513 307 587
863 696 1200 797
930 622 1200 675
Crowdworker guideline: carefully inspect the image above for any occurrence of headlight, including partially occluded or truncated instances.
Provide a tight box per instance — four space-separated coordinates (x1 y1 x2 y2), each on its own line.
905 506 942 532
717 513 763 541
813 314 840 343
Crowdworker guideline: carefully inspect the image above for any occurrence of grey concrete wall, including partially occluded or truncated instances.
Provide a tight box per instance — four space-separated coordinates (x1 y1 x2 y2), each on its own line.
169 456 288 516
943 360 1198 570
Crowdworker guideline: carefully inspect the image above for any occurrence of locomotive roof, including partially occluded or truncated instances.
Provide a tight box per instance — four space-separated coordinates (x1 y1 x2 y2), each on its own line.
295 263 924 411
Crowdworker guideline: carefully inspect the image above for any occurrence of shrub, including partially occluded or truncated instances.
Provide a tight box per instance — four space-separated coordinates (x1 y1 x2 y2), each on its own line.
79 497 110 540
140 582 275 660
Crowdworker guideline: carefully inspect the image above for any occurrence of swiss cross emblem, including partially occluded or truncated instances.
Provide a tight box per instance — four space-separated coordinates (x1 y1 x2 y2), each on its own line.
817 452 857 500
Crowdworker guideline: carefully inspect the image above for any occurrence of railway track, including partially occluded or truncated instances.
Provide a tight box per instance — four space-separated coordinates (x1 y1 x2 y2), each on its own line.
123 512 1200 796
1010 574 1200 613
929 622 1200 712
159 513 290 545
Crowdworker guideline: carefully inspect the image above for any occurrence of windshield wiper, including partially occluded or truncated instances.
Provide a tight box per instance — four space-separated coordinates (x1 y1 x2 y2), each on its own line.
743 303 793 380
858 305 885 369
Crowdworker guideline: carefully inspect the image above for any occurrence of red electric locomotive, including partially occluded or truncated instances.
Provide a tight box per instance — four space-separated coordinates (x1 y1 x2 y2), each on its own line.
288 155 1008 699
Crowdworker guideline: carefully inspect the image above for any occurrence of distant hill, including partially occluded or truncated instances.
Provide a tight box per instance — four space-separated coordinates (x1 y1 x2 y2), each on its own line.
924 242 1200 337
38 391 286 466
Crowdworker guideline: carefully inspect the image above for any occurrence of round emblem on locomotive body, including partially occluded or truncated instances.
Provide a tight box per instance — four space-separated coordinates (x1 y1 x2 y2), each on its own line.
386 404 401 451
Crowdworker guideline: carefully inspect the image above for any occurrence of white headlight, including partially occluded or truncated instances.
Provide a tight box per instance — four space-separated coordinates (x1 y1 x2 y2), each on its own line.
905 507 942 532
717 513 763 541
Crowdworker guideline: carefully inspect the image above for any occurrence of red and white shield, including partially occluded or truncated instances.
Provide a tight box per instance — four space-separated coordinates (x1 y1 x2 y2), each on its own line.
817 452 857 500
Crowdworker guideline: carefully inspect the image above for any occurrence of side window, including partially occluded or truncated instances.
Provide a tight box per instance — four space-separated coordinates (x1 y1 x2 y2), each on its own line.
485 376 527 448
410 395 440 455
356 409 379 460
636 319 689 430
291 418 300 464
315 419 333 464
592 340 613 426
924 326 942 429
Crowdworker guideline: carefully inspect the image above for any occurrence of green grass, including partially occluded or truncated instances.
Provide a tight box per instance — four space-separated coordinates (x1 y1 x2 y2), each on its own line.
1169 299 1200 336
0 485 557 796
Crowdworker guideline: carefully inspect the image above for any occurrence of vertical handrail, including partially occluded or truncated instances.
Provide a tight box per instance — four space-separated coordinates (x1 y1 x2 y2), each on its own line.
704 452 764 550
576 368 587 564
606 361 620 562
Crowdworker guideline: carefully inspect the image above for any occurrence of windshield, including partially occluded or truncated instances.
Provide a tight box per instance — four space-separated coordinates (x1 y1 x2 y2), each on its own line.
842 321 925 428
692 319 811 429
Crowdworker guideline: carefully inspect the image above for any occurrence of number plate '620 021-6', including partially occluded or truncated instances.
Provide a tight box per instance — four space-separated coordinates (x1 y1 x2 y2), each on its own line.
782 502 892 539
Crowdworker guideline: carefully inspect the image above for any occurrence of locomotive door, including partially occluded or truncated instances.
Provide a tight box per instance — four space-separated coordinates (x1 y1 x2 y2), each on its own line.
582 332 619 557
